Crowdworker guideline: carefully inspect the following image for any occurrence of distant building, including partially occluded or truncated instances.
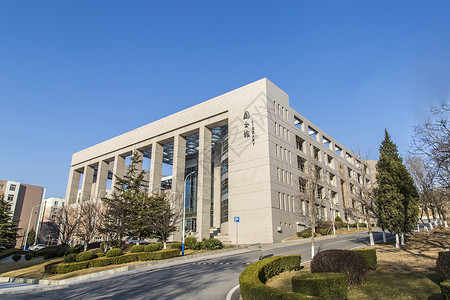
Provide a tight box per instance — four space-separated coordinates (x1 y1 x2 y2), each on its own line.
0 180 45 247
65 78 375 244
37 197 65 244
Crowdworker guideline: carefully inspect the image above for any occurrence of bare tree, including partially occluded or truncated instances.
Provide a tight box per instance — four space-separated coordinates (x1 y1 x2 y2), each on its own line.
147 192 182 250
54 204 80 246
351 147 377 246
297 154 327 258
78 200 103 251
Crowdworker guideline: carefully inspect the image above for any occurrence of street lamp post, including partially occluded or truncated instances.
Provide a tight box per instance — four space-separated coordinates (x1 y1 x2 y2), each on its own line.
24 204 40 249
182 171 195 256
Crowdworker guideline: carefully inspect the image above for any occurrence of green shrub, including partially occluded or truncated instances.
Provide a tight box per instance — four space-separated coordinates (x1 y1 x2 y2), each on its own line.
44 261 60 274
335 216 343 223
89 253 139 268
96 252 105 257
138 249 180 261
193 241 202 250
0 249 21 260
352 249 377 270
301 231 318 238
170 242 182 250
185 237 198 250
201 239 223 250
52 261 90 274
106 248 123 257
43 249 63 260
239 255 306 299
437 251 450 281
292 273 347 300
130 245 145 253
145 243 163 252
12 254 21 262
311 249 367 287
25 253 33 261
76 251 97 262
64 253 77 263
297 232 302 237
358 223 367 228
441 280 450 300
65 245 83 256
99 242 105 251
319 228 330 236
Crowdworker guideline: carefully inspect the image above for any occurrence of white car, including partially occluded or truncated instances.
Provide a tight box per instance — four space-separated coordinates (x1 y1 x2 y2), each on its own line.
29 244 47 251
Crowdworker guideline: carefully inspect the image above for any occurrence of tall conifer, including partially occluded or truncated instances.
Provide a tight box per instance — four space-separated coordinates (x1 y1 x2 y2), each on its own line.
375 130 419 247
0 194 19 249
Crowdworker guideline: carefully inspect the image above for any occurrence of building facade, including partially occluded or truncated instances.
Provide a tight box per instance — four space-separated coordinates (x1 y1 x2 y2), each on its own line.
37 197 65 244
65 79 375 244
0 180 45 247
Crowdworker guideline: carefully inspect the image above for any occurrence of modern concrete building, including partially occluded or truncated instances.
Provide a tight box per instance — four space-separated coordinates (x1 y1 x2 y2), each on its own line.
65 78 375 244
0 180 45 247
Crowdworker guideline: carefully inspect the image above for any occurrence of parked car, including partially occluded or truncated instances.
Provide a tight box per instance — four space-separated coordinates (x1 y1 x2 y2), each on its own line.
123 238 147 245
29 244 47 251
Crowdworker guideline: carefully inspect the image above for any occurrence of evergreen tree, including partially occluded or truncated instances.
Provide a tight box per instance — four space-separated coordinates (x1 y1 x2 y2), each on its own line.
26 228 36 246
0 194 19 249
375 130 419 247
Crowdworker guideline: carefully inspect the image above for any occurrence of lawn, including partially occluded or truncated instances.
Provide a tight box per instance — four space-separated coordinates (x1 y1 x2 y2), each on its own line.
266 228 449 299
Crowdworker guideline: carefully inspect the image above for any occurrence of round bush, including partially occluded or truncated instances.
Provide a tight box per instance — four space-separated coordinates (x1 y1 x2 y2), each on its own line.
335 216 343 223
65 245 83 256
170 243 182 250
185 237 198 250
64 253 77 263
319 228 330 235
99 242 105 251
25 253 33 261
12 254 21 262
106 248 123 257
201 238 223 250
311 249 367 287
76 251 97 262
130 245 145 253
437 251 450 281
145 243 163 252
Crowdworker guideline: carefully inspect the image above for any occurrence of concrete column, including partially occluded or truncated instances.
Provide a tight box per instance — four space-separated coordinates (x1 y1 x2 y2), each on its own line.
149 142 163 194
65 168 81 204
80 165 94 202
172 135 186 198
111 154 126 189
197 126 212 239
213 147 221 228
95 160 109 199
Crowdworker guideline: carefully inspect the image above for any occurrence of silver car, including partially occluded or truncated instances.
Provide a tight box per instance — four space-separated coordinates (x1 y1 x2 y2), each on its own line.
29 244 47 251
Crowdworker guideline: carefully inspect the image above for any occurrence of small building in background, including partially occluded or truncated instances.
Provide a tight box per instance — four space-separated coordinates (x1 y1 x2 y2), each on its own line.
0 180 45 247
38 197 65 244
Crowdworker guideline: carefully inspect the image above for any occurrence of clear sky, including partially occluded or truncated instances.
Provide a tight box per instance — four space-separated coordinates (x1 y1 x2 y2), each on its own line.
1 1 449 198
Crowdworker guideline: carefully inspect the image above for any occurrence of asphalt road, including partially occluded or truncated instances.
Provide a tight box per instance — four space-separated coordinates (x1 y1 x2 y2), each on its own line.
3 229 391 300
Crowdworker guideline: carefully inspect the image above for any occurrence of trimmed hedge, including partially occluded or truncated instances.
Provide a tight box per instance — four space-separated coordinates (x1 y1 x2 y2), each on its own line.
239 255 312 299
201 239 223 250
0 248 22 260
25 253 33 261
145 243 163 252
292 273 347 300
64 253 77 263
170 242 182 250
106 248 123 257
441 280 450 300
52 249 180 274
311 249 367 287
76 251 97 262
130 245 145 253
65 245 83 256
185 237 198 250
437 251 450 281
352 249 377 270
12 254 21 262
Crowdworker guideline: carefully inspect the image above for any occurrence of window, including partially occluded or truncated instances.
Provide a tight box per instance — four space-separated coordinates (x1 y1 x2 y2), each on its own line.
357 173 361 184
54 201 58 206
299 177 306 193
221 139 228 154
329 173 335 185
278 192 282 209
327 155 334 168
276 144 279 158
318 186 323 199
7 194 14 201
52 207 58 213
294 116 303 130
9 184 16 191
335 145 343 156
322 136 331 148
0 184 3 190
296 136 305 152
313 147 320 161
51 215 56 221
275 122 278 135
221 158 228 175
221 178 228 195
308 126 318 140
297 156 306 172
348 167 353 179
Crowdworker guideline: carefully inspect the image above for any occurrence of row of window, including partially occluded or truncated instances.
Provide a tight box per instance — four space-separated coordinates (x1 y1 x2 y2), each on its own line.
277 168 294 186
1 184 17 191
273 101 289 122
278 192 295 213
274 122 290 142
275 144 292 163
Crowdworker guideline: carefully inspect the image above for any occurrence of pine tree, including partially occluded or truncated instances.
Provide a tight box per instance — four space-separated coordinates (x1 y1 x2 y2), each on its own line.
0 194 19 249
26 228 36 246
375 130 419 248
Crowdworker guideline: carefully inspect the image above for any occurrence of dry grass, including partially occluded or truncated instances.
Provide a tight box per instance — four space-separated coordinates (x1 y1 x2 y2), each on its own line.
267 228 449 299
0 245 235 280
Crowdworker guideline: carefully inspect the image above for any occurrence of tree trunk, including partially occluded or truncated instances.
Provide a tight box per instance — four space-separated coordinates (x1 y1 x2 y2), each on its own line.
382 230 387 243
400 233 405 245
444 221 448 228
369 231 374 246
163 241 167 250
395 233 400 249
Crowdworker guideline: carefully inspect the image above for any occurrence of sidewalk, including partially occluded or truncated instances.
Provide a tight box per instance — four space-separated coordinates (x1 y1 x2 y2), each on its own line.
0 245 261 294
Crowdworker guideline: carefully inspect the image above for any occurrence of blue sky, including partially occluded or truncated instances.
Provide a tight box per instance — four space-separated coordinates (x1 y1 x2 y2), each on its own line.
1 1 449 198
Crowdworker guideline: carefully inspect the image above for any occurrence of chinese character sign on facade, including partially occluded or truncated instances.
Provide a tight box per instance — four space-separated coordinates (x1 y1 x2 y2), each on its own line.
243 111 255 145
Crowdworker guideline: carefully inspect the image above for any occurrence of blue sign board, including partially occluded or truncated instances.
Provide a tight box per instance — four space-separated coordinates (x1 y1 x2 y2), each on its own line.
234 216 240 223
